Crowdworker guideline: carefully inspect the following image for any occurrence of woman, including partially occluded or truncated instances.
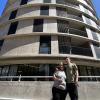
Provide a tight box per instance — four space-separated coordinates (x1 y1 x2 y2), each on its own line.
52 64 66 100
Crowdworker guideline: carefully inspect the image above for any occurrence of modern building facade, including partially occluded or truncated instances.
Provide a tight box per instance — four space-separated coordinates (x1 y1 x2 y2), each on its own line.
0 0 100 81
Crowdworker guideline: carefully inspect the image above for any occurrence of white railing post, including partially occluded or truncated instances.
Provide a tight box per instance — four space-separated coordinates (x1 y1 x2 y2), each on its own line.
18 75 21 82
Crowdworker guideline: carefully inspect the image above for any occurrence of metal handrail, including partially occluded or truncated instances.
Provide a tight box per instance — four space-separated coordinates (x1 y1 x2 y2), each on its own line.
56 1 79 9
58 26 87 37
0 76 100 78
69 27 86 33
59 45 92 56
0 76 100 82
67 14 83 21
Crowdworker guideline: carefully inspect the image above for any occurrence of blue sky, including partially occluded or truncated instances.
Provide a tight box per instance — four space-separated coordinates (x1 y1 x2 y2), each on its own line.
0 0 100 19
0 0 7 16
92 0 100 19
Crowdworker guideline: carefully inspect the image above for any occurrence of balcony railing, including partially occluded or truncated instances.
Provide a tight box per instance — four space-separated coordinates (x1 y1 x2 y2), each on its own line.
56 0 79 9
58 26 87 37
69 27 87 37
59 45 93 56
57 11 83 21
67 14 83 21
0 76 100 82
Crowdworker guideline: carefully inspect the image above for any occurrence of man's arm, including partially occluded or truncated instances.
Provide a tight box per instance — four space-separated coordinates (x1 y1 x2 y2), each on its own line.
74 64 79 85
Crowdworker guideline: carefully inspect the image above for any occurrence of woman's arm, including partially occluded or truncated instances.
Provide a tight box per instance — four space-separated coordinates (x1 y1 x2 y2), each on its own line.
53 73 62 82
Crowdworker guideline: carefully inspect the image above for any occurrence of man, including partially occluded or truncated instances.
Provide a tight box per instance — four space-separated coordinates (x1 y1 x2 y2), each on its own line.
63 57 79 100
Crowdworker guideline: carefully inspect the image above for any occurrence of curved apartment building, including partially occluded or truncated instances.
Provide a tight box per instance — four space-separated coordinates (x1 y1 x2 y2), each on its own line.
0 0 100 80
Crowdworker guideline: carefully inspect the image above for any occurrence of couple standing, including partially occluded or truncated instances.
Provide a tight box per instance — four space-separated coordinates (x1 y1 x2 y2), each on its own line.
52 57 79 100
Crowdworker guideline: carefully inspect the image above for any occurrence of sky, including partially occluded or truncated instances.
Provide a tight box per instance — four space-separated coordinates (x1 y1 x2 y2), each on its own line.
0 0 7 16
0 0 100 19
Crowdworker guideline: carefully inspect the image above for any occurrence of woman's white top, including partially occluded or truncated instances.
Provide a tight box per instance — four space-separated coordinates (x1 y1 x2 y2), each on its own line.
53 71 66 90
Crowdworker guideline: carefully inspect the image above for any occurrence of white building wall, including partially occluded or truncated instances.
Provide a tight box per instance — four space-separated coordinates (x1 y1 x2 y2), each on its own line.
5 0 21 13
79 4 89 15
51 0 56 4
16 19 33 34
0 13 10 24
90 20 97 29
0 24 10 37
43 19 57 33
17 6 40 18
51 36 59 55
49 6 56 16
0 36 39 57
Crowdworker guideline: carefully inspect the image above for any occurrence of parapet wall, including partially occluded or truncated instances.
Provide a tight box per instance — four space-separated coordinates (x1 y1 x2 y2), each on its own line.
0 81 100 100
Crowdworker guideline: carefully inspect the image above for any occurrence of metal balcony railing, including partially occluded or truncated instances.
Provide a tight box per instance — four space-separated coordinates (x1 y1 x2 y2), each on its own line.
57 11 83 21
71 46 93 56
58 26 87 37
68 27 87 37
59 45 93 56
56 0 79 9
67 14 83 21
0 76 100 82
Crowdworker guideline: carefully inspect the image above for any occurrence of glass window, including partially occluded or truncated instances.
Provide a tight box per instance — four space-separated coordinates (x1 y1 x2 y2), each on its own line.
57 20 69 33
40 6 49 15
85 16 91 25
8 21 18 35
92 42 100 58
8 65 18 76
58 36 70 54
56 7 67 17
20 0 28 5
91 29 98 41
33 19 43 32
1 66 9 76
0 67 3 76
9 9 17 20
56 0 65 4
0 40 4 51
39 36 51 54
44 0 51 3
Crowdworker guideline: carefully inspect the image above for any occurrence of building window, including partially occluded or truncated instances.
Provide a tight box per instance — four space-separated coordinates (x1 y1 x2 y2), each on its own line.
8 21 18 35
58 36 70 54
85 16 91 25
91 29 98 41
9 9 17 20
57 20 69 33
43 0 51 3
0 64 57 81
0 40 4 51
78 65 100 81
20 0 28 5
0 64 100 81
39 36 51 54
58 36 93 56
40 6 49 15
33 19 43 32
92 42 100 59
56 0 65 4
